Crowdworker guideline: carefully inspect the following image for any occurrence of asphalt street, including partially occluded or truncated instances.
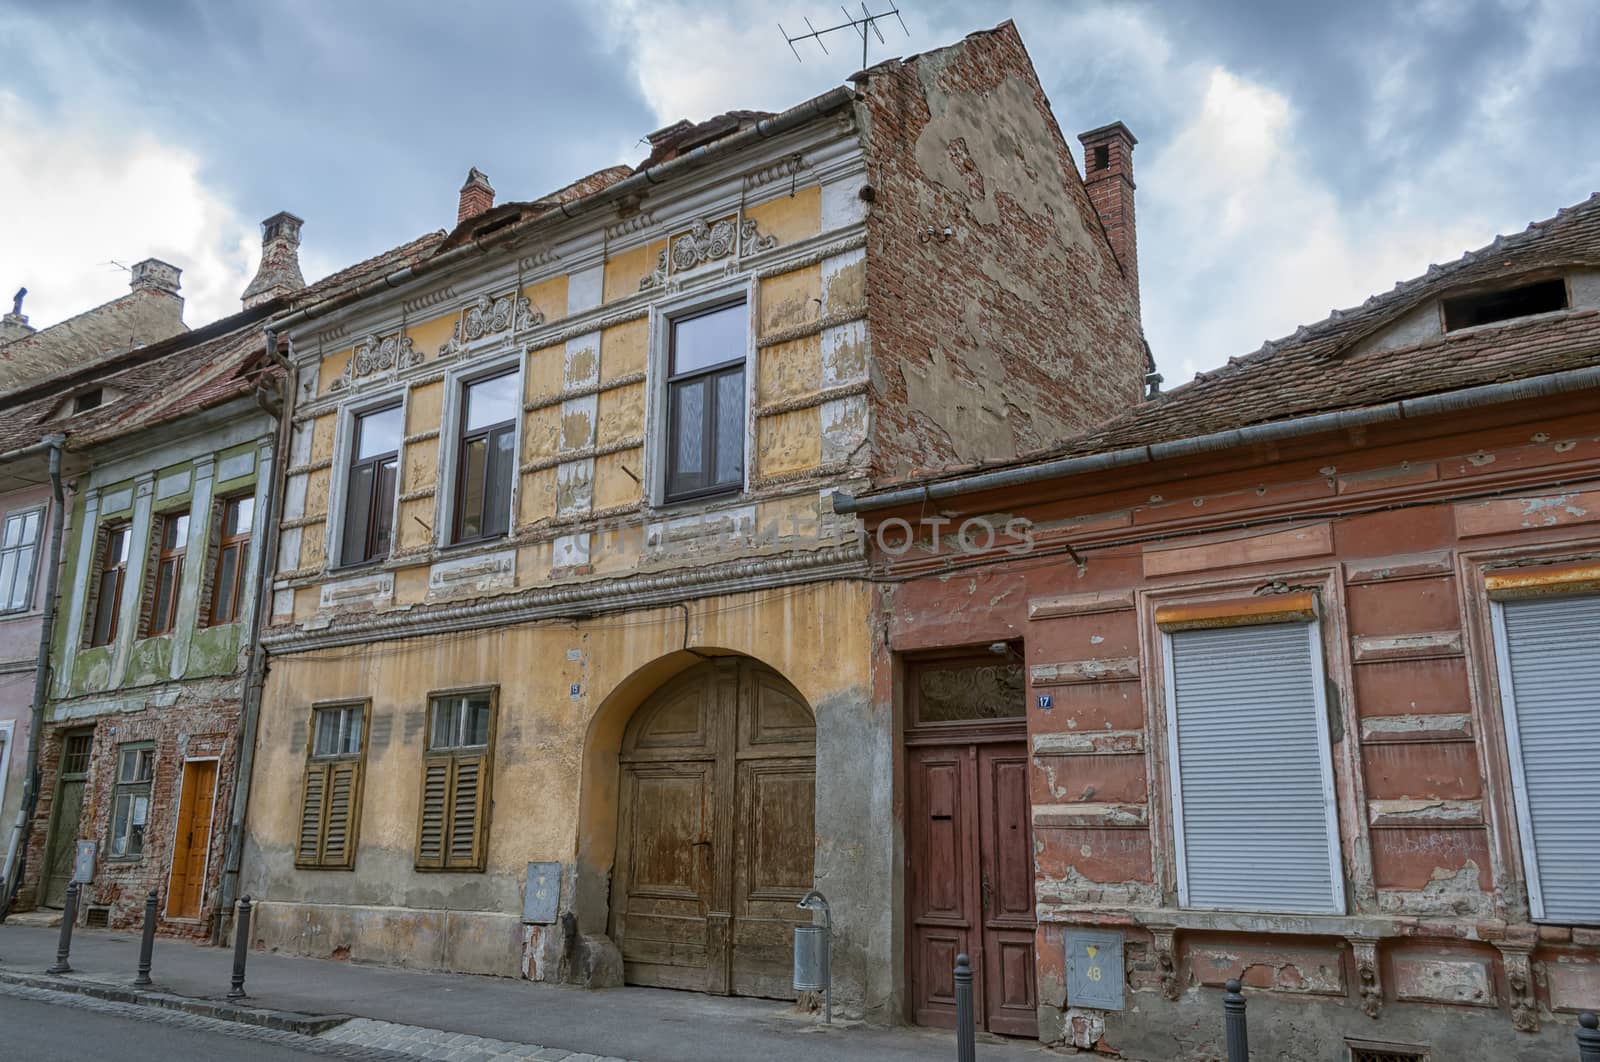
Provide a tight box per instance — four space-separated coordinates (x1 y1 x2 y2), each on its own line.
0 984 406 1062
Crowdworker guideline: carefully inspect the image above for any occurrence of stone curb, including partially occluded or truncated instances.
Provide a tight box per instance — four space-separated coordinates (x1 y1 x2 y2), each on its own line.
0 967 351 1035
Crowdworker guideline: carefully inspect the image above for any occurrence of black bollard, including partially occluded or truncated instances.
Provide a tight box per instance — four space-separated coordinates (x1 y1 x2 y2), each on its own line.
954 953 976 1062
227 895 251 999
1224 977 1249 1062
133 889 158 986
47 881 79 975
1578 1012 1600 1062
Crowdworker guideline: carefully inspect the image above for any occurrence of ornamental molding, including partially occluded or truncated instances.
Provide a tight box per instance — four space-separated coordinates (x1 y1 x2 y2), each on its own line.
438 292 545 358
606 212 655 241
403 285 457 314
518 249 560 272
745 153 806 191
640 215 778 291
329 331 422 392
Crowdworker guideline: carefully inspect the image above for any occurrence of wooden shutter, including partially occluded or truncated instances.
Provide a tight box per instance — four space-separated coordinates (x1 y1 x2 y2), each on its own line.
321 761 363 869
296 764 330 868
444 753 491 870
1494 593 1600 923
1163 620 1343 914
416 758 450 869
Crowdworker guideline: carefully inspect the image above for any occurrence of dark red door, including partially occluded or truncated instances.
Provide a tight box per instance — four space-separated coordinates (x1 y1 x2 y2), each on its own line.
908 740 1037 1036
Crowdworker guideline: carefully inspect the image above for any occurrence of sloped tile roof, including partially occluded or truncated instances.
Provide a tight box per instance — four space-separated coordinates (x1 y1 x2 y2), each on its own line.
0 288 187 398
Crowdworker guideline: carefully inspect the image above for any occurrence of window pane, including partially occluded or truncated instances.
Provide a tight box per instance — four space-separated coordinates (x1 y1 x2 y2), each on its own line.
314 711 338 757
430 701 453 750
342 464 375 564
109 526 130 564
2 515 20 547
714 369 744 487
0 552 17 609
372 459 397 556
112 793 131 856
136 748 153 781
466 697 491 747
465 372 518 431
21 510 39 542
164 513 190 551
118 749 138 782
129 794 149 854
355 405 403 459
92 569 120 645
457 437 487 539
671 303 746 374
228 496 255 536
213 545 239 623
486 427 514 537
344 708 363 755
670 377 706 490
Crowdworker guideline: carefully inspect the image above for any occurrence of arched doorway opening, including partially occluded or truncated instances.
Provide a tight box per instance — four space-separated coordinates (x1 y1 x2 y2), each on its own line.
608 655 816 999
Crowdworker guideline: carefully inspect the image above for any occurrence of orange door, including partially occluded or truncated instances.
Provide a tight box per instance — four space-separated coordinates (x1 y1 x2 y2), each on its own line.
166 760 218 919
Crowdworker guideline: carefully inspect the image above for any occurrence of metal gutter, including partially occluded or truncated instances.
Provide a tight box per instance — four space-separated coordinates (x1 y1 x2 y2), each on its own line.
215 330 289 939
830 363 1600 515
267 86 858 335
0 434 66 920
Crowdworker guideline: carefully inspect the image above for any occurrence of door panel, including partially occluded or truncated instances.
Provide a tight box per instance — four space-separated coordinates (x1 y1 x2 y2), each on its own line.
907 739 1037 1037
612 659 815 999
43 779 86 908
167 761 218 920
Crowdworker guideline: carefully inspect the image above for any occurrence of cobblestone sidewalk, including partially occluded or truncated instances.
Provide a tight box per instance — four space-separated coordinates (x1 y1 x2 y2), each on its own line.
319 1017 640 1062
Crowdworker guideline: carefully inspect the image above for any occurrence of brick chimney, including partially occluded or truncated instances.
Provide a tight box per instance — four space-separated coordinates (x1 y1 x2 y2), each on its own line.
1078 122 1139 311
242 212 307 309
130 258 182 296
458 168 495 225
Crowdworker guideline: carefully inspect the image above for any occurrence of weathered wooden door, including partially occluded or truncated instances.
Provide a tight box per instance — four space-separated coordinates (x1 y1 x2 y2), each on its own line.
906 655 1037 1037
611 658 815 998
167 760 218 919
43 732 93 908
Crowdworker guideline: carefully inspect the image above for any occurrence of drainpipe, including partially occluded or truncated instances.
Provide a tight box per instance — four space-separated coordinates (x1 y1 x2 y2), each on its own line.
0 434 67 922
213 329 290 944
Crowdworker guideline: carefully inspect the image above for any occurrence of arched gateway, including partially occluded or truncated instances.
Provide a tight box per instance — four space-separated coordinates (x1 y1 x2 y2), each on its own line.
608 656 816 998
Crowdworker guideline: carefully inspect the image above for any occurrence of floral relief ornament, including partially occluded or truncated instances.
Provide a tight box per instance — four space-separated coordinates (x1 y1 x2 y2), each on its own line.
438 293 545 357
330 331 422 391
640 216 778 291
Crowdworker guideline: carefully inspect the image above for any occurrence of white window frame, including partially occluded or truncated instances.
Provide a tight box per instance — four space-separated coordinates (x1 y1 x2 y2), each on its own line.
0 719 16 880
643 278 758 509
435 352 524 548
326 387 409 570
0 504 46 615
1160 616 1345 914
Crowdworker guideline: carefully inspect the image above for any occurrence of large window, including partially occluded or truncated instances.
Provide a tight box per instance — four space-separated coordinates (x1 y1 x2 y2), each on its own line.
144 510 190 637
109 743 155 860
1491 591 1600 923
88 522 132 647
453 371 517 542
341 405 401 566
297 702 368 870
207 494 254 626
664 302 746 502
416 689 495 871
0 506 43 614
1161 612 1343 914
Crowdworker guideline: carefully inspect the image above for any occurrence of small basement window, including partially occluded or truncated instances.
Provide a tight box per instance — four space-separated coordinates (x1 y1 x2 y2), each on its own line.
1442 278 1567 331
1348 1041 1429 1062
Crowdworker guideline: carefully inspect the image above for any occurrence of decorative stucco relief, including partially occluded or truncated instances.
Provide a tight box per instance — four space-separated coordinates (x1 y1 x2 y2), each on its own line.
329 332 422 392
438 292 544 358
639 216 778 291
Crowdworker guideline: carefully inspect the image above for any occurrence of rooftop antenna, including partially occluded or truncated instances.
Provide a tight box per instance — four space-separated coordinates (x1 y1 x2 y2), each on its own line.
780 3 909 70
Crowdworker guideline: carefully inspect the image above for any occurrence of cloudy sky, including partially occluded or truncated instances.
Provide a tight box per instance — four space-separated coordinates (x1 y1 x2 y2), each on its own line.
2 1 1596 382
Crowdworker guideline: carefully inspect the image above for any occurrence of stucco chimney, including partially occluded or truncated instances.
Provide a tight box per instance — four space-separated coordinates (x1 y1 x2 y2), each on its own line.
1078 122 1139 312
0 287 34 345
130 258 182 296
458 168 495 225
242 212 307 309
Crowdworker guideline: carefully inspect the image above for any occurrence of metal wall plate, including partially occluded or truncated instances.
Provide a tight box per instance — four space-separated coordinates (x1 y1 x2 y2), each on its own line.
1065 929 1125 1011
72 841 96 883
522 861 561 924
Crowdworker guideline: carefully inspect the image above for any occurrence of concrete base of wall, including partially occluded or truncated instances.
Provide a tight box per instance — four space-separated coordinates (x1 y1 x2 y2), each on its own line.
1042 988 1582 1061
252 900 524 978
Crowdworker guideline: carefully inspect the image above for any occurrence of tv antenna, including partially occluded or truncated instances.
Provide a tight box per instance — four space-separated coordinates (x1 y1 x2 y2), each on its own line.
781 4 909 70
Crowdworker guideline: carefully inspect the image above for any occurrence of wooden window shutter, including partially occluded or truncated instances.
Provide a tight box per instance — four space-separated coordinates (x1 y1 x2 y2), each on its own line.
296 763 330 868
416 758 450 869
320 761 363 869
444 753 492 870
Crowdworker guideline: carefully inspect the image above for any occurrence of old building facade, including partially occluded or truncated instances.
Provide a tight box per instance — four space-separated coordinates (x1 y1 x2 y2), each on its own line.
835 194 1600 1057
240 20 1146 1023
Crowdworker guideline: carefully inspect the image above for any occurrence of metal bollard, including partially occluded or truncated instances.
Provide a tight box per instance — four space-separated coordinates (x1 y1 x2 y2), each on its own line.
47 881 80 975
1223 977 1249 1062
133 889 158 986
1578 1012 1600 1062
954 953 976 1062
227 895 251 999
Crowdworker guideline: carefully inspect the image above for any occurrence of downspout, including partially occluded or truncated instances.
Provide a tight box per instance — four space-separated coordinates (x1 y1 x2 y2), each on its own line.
0 434 66 921
213 329 290 943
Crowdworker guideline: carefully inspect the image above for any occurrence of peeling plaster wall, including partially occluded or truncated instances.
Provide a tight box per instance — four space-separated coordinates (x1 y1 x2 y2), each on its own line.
875 396 1600 1054
854 21 1147 481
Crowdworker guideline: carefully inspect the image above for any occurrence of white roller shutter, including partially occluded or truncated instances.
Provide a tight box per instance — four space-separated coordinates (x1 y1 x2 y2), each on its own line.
1163 620 1344 914
1492 593 1600 924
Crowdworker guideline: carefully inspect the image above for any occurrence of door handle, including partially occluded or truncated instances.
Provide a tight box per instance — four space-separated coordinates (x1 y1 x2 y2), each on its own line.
691 840 712 848
981 873 992 912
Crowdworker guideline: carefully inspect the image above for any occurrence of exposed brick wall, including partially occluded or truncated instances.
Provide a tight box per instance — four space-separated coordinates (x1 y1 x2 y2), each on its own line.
855 21 1147 482
18 696 240 940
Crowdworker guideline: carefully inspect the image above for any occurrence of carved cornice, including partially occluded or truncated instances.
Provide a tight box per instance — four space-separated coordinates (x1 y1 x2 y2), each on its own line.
402 285 457 314
757 306 867 349
606 212 655 241
329 331 423 393
517 248 560 272
745 153 806 191
524 371 646 414
519 436 643 475
439 292 544 358
754 380 869 419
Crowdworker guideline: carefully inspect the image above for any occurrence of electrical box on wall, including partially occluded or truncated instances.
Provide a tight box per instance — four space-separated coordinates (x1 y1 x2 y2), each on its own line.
1065 929 1125 1011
